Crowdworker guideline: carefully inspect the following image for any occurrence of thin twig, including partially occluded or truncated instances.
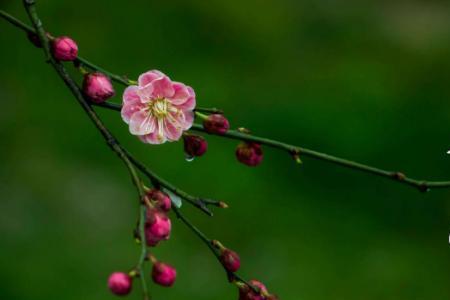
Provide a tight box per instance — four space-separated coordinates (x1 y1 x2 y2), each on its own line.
194 107 224 114
123 149 221 216
171 206 256 292
189 124 450 192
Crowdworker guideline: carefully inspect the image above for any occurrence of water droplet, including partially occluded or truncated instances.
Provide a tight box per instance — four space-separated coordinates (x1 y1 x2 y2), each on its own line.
185 155 195 162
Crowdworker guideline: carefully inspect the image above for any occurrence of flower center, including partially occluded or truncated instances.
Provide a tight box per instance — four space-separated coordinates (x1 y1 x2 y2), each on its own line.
149 98 170 119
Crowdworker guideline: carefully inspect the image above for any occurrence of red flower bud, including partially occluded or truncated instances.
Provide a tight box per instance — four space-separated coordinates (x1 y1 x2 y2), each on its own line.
52 36 78 61
147 189 171 212
236 142 263 167
145 208 171 247
203 114 230 134
183 134 208 157
82 72 115 103
239 280 268 300
108 272 132 296
152 262 177 287
220 249 241 272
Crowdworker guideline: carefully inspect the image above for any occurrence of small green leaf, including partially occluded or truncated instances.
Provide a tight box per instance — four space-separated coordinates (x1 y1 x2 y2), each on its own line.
162 188 183 208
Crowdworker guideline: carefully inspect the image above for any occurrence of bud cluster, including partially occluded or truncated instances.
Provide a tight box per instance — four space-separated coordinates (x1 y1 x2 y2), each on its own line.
108 188 178 296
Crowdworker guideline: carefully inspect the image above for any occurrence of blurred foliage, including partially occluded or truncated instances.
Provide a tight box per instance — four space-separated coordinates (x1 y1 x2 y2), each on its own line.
1 1 450 299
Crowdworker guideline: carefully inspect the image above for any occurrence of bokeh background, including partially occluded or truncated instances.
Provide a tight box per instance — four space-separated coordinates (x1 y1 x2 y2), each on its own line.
1 1 450 299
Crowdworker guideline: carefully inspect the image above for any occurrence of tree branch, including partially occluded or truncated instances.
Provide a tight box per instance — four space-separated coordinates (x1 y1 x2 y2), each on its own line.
21 1 150 298
88 101 450 193
189 124 450 192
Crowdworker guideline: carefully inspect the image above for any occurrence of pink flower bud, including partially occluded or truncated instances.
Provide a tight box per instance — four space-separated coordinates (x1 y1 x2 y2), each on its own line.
183 134 208 157
52 36 78 61
147 189 171 212
152 262 177 287
108 272 132 296
203 114 230 134
145 208 171 247
82 72 115 103
220 249 241 272
236 142 263 167
239 280 268 300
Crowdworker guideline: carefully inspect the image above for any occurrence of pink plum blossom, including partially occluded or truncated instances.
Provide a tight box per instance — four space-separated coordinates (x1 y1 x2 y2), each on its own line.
121 70 195 144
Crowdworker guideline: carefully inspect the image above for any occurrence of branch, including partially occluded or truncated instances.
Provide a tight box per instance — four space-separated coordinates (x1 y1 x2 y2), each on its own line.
21 1 150 298
91 101 450 192
189 125 450 192
1 5 439 193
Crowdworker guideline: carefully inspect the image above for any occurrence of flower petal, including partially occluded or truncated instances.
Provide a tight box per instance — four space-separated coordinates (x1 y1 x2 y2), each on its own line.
181 110 194 130
139 131 167 145
138 70 165 87
169 82 190 105
174 96 196 111
150 76 175 99
164 119 183 141
136 84 154 103
121 99 145 123
169 110 193 130
129 110 156 135
123 85 140 104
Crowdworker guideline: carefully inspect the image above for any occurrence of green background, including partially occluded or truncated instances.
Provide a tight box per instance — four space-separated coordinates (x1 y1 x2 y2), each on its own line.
1 1 450 299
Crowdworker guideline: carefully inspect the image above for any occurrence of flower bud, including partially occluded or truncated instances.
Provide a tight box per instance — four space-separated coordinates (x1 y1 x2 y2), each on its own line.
152 262 177 287
203 114 230 134
147 189 171 212
108 272 132 296
52 36 78 61
82 72 115 103
220 249 241 272
236 142 263 167
145 208 171 247
238 280 268 300
183 134 208 157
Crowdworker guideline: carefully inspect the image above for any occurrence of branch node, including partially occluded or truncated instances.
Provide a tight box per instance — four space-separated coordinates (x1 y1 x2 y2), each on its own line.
391 172 406 181
418 182 430 193
290 149 302 164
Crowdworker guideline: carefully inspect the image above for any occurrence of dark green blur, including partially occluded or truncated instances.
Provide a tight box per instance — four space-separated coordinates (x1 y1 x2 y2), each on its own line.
1 1 450 299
